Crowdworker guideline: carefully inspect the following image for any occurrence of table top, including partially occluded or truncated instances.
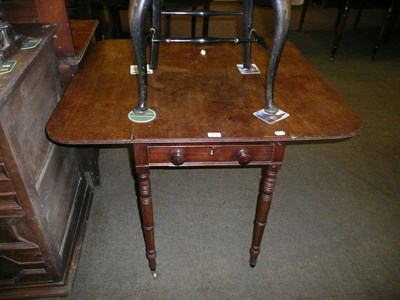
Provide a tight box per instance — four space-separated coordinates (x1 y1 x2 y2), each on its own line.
46 40 362 145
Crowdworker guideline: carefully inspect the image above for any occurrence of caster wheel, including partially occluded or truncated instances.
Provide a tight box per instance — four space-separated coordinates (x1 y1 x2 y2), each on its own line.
249 260 257 268
151 270 158 279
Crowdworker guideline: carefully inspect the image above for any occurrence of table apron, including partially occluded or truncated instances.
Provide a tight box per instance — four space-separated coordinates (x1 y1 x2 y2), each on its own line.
137 142 286 167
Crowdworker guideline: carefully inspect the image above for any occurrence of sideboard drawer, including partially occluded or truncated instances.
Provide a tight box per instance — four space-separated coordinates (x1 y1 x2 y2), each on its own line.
147 144 275 166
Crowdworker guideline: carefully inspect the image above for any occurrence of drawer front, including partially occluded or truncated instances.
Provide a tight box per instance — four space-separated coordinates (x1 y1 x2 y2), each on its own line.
148 144 275 166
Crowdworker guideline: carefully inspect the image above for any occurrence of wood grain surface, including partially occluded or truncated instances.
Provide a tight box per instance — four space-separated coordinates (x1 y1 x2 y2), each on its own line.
46 40 362 145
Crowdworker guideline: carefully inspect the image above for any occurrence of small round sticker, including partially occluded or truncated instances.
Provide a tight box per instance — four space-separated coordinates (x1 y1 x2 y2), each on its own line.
128 108 156 123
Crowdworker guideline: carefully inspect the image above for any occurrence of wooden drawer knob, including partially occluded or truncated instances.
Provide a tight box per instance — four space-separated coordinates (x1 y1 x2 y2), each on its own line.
171 149 186 165
237 149 252 165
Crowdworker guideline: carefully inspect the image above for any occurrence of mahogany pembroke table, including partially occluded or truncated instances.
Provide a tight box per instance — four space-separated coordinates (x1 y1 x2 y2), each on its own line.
46 39 361 277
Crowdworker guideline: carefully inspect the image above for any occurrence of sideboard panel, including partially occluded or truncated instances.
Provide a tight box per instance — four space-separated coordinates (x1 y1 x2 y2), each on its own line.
37 145 81 253
0 24 93 299
1 40 61 186
0 128 55 287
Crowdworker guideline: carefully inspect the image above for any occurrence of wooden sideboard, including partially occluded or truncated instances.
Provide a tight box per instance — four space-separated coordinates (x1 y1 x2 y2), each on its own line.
3 0 99 87
4 0 79 58
0 25 93 299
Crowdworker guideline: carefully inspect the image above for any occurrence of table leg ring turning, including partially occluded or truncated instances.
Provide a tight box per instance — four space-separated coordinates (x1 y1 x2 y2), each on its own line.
137 171 157 272
249 165 280 267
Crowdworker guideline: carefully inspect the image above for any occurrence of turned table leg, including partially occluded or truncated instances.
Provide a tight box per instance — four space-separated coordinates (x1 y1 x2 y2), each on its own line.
136 168 157 274
249 164 281 268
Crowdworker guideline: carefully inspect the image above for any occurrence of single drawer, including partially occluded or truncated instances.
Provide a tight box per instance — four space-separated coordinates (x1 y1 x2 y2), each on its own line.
147 144 275 166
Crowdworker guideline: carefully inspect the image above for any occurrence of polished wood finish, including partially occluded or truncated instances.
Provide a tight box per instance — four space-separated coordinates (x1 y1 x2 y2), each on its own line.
46 40 361 272
47 40 361 145
249 164 280 267
148 144 275 166
0 25 93 299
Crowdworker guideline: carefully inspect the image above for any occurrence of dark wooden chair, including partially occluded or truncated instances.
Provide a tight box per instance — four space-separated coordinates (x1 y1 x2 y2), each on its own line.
332 0 400 60
66 0 115 39
298 0 399 60
102 0 130 38
370 0 399 60
129 0 293 118
97 0 211 38
162 0 212 38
